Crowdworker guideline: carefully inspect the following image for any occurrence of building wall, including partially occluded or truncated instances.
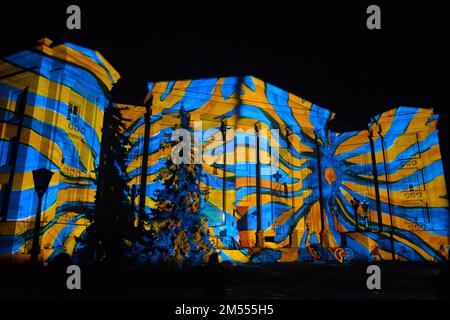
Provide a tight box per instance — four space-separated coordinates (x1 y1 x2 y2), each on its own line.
1 40 448 263
326 107 450 261
123 76 449 262
123 76 332 246
0 38 119 263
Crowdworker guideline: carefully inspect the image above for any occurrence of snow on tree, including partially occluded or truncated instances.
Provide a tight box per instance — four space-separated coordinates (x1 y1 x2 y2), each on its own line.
130 104 212 267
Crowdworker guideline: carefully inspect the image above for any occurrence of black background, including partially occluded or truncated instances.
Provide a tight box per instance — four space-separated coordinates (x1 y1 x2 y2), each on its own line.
1 1 449 191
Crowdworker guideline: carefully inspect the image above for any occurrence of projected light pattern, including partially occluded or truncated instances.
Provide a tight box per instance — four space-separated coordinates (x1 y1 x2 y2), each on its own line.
123 76 449 262
0 38 119 263
1 38 448 264
324 107 450 261
123 76 332 247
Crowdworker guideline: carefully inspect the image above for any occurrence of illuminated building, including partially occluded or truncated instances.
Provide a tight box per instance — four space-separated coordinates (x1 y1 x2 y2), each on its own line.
124 77 450 262
0 38 119 263
1 39 448 263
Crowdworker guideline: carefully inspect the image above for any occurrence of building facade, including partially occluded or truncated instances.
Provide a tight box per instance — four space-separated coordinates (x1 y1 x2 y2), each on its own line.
0 38 119 263
124 76 449 263
1 40 448 264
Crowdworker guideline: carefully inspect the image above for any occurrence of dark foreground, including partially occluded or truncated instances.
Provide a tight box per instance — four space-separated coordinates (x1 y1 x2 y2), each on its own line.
1 261 449 300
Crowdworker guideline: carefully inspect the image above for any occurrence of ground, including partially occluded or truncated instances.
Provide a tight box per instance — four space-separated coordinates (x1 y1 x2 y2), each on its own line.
0 262 448 300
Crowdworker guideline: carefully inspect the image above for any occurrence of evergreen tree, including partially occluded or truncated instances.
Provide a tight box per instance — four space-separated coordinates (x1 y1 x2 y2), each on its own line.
76 103 135 266
130 105 212 267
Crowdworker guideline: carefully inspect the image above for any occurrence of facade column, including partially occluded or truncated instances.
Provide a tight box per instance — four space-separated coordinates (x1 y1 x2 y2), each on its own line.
368 129 383 231
377 125 396 261
254 122 264 248
314 133 326 245
220 119 227 228
1 87 28 220
138 95 153 228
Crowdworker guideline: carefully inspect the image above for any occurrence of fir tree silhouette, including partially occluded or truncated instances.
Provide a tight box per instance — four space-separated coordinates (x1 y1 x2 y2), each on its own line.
130 104 212 267
76 102 136 266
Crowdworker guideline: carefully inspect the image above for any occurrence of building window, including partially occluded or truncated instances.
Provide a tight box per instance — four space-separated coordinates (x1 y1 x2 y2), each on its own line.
67 102 85 133
67 103 79 122
399 134 421 161
245 139 252 195
126 134 143 174
404 172 423 191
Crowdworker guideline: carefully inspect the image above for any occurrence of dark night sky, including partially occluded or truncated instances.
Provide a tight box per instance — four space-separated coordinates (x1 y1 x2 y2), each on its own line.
1 1 449 188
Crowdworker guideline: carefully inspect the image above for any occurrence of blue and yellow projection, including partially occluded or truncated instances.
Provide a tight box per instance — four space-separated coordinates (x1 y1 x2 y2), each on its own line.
0 38 119 263
1 39 449 264
123 77 449 263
